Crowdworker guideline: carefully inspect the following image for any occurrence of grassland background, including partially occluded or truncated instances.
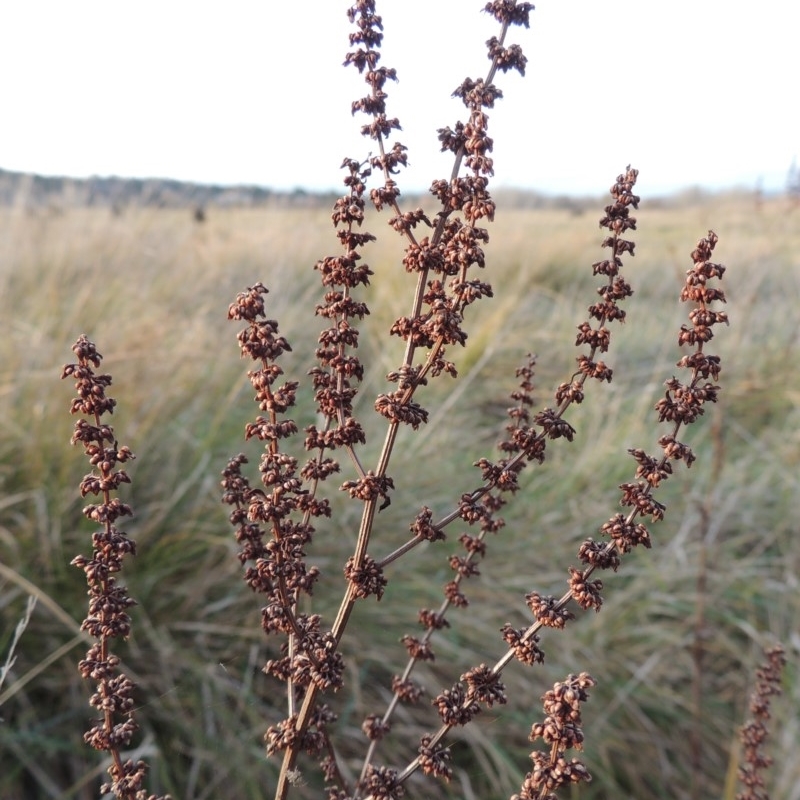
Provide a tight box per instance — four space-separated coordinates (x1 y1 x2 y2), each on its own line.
0 189 798 800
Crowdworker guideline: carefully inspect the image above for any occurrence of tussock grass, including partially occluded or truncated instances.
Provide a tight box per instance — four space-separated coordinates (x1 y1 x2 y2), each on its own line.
1 187 799 799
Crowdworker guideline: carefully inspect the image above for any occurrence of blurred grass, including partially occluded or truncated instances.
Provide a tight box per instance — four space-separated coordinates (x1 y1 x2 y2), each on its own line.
0 190 798 799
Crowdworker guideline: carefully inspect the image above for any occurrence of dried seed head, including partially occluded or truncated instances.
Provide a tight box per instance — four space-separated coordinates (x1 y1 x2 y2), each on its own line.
526 592 576 629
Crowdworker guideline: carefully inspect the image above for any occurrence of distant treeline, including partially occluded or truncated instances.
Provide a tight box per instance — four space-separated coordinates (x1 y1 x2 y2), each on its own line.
0 168 344 211
0 167 763 214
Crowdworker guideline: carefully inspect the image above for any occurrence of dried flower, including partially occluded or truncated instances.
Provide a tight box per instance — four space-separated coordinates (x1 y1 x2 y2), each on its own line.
417 734 453 782
513 673 595 799
525 592 576 629
433 681 481 726
63 337 169 800
736 645 786 800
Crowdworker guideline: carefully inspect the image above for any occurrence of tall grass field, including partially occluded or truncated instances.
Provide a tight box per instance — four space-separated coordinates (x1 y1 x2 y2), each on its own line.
1 187 798 799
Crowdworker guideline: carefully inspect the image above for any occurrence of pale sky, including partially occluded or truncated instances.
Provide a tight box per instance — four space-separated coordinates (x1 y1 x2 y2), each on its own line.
1 1 797 197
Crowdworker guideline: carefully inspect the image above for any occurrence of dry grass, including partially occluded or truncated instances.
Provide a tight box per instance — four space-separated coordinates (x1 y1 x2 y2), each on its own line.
0 186 798 799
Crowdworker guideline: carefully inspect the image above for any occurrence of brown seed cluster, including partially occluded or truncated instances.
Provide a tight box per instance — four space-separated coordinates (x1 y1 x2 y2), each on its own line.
513 673 595 800
360 765 405 800
525 592 576 629
62 336 169 800
501 624 545 666
362 714 392 742
224 283 348 763
432 681 482 726
737 645 786 800
417 734 453 782
560 230 729 619
580 165 639 380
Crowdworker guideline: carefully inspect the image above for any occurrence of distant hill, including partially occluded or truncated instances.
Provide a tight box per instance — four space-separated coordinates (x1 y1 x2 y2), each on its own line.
0 167 603 213
0 168 341 211
0 167 765 214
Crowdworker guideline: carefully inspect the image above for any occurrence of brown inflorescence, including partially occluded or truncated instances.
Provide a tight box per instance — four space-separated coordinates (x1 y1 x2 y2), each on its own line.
63 336 169 800
567 229 728 618
736 644 786 800
512 673 595 800
417 734 453 782
225 283 347 775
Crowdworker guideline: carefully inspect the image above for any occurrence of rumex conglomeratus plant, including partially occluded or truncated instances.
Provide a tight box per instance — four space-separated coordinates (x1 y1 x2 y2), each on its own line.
63 2 740 798
736 645 787 800
218 2 730 798
62 336 169 800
